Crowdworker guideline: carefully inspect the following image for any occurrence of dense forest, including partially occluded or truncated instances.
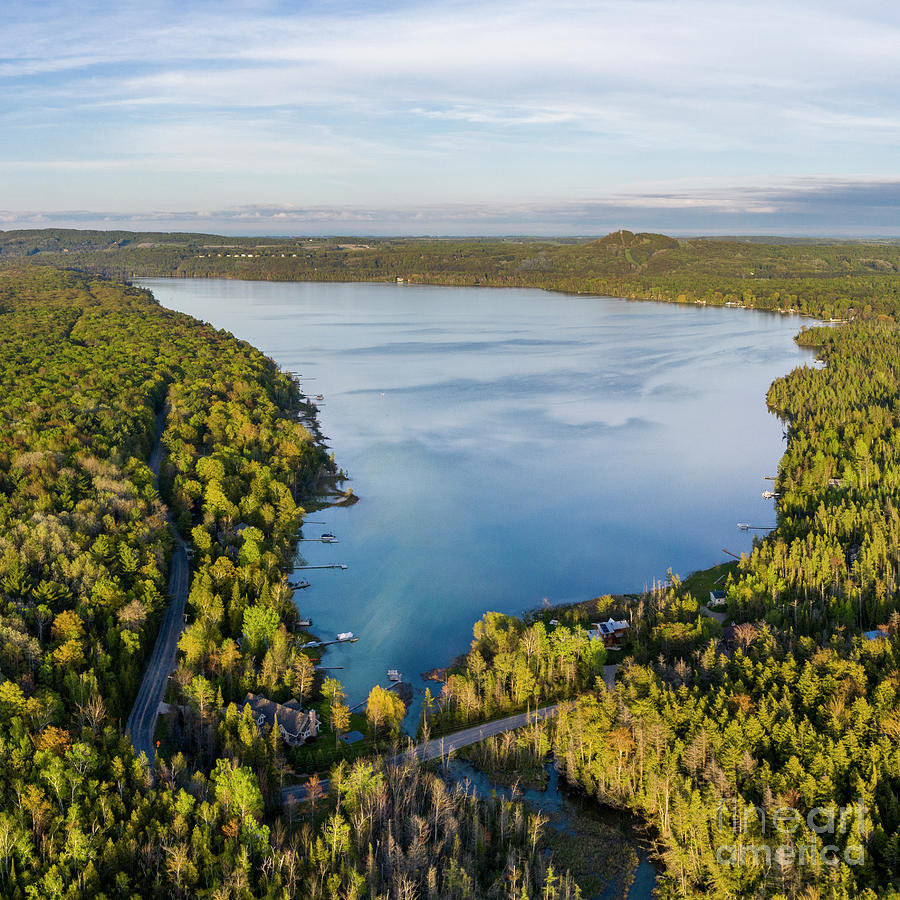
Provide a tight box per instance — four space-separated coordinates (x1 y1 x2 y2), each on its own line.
0 267 575 899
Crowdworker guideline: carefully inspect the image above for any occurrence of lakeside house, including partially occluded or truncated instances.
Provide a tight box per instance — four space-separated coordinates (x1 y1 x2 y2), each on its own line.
709 589 727 608
242 693 319 746
589 617 630 648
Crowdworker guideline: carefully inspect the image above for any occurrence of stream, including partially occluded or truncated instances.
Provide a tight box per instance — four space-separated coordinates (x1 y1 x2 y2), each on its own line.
443 757 659 899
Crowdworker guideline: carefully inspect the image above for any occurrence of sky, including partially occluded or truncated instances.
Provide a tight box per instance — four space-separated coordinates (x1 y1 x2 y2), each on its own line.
3 0 900 235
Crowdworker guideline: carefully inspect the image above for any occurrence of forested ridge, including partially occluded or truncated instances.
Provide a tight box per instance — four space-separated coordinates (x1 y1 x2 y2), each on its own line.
0 267 576 899
6 227 900 321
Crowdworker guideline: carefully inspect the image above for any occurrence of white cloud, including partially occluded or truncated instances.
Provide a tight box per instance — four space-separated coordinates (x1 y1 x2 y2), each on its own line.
9 1 900 110
4 175 900 235
2 0 900 220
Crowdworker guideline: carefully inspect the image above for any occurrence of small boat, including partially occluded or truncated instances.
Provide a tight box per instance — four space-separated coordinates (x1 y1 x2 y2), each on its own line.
291 579 311 590
315 394 324 401
337 632 354 642
321 533 337 543
298 617 312 627
387 669 402 682
737 523 750 531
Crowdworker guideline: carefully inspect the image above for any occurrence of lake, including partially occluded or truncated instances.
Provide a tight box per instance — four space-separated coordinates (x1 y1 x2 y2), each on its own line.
141 278 814 716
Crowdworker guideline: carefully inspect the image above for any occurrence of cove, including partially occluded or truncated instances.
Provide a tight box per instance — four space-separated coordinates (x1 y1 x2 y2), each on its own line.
141 279 814 716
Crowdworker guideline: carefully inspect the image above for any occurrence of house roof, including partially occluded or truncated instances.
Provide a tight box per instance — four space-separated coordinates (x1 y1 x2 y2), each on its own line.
243 693 315 736
594 618 629 635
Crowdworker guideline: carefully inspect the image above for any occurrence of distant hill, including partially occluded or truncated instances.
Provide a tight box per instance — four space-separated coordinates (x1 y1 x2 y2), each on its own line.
4 227 900 320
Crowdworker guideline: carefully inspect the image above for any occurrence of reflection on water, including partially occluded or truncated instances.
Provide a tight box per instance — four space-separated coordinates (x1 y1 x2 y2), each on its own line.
142 279 814 720
443 757 659 899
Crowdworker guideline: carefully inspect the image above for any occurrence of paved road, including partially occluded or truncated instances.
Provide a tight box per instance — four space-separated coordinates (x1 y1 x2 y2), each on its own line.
126 410 191 764
280 703 561 805
401 704 561 764
147 411 165 478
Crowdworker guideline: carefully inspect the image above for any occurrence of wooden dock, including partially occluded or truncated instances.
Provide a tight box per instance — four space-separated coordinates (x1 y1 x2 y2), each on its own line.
301 636 359 649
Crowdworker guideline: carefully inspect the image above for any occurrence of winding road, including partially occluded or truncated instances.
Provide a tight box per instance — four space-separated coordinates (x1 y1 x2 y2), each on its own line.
126 410 191 764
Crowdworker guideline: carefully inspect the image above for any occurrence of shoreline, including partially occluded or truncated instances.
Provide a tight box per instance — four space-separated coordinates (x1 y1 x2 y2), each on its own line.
135 271 826 326
426 559 739 686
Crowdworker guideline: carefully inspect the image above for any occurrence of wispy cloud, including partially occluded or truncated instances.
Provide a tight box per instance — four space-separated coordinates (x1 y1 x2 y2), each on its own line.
4 177 900 235
2 0 900 230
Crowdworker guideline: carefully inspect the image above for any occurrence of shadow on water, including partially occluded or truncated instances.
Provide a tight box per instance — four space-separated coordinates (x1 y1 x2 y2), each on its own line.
442 757 660 900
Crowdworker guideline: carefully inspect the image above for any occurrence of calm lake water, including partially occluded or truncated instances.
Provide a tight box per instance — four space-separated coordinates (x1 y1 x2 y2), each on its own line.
142 279 814 715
